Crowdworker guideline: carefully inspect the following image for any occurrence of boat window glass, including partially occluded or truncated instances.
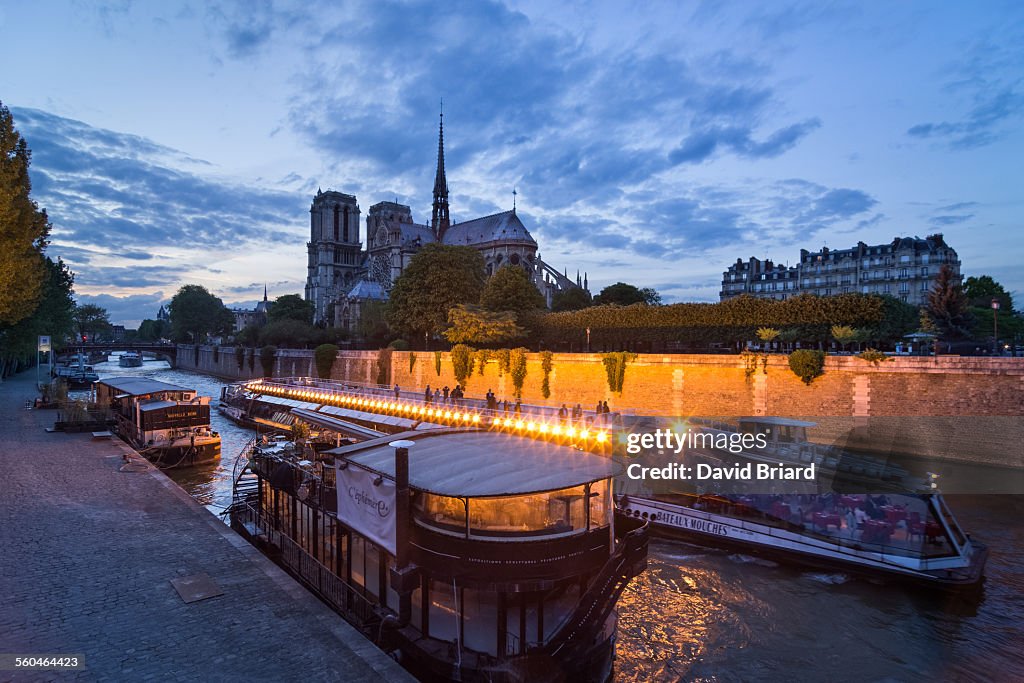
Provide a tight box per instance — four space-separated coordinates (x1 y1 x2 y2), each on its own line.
934 497 966 548
427 579 458 643
589 479 611 530
542 581 580 641
467 485 588 538
462 588 499 656
365 540 381 600
414 493 466 534
351 535 366 591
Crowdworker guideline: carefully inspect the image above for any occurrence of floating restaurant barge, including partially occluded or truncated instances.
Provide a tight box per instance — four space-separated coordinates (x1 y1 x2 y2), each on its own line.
226 378 647 682
94 377 221 468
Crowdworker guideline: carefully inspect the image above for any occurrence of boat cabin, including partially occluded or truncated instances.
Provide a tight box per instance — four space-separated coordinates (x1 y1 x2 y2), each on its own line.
94 377 211 446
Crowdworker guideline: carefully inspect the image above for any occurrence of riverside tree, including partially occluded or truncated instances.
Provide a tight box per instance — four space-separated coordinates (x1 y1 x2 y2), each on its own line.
0 102 50 326
168 284 234 343
593 282 661 306
73 303 111 342
386 244 486 347
927 264 972 339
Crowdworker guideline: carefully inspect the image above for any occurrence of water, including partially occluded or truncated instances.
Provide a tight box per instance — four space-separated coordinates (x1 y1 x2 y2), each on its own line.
85 355 1024 680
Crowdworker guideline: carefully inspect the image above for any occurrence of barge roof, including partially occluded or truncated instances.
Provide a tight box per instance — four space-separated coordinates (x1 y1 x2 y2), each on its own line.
329 430 620 497
96 376 194 396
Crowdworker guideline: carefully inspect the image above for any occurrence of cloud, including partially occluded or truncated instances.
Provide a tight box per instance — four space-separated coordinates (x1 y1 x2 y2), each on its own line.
669 119 821 164
930 214 973 226
74 291 167 328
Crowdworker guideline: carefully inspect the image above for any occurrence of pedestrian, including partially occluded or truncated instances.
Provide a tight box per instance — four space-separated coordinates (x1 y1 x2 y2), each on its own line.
503 399 510 415
434 388 441 403
443 385 450 402
514 400 521 416
425 384 432 403
595 401 603 415
601 400 610 414
394 383 400 399
558 404 568 421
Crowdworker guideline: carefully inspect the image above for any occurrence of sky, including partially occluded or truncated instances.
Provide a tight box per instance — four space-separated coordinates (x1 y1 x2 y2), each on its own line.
1 0 1022 327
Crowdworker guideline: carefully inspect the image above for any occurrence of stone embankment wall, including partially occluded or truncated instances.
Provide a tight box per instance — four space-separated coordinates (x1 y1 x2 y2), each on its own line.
176 346 1023 467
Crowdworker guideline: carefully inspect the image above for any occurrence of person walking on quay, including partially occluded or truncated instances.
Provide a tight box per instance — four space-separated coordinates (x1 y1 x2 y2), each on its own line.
434 387 441 404
595 401 603 415
486 389 496 410
425 385 432 403
601 400 610 414
558 404 568 423
443 385 450 402
503 399 510 415
394 383 401 399
514 400 522 416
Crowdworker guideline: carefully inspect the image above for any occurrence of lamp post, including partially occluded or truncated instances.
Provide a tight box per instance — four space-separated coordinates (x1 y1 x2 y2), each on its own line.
586 327 591 353
991 298 1000 355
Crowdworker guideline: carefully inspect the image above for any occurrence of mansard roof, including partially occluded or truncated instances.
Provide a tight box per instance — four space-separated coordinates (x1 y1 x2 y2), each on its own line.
441 210 536 247
347 279 388 301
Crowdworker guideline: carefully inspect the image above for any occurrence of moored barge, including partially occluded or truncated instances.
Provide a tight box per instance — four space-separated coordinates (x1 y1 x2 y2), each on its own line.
94 377 221 468
230 422 647 681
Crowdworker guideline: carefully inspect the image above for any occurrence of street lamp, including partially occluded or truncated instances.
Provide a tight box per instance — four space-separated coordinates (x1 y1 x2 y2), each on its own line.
991 298 1000 355
586 327 591 353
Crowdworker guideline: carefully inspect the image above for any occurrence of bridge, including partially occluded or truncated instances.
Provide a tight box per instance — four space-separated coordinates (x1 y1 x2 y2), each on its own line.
60 343 178 368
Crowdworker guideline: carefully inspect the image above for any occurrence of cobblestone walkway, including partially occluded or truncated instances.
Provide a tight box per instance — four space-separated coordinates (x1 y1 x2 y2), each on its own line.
0 372 413 682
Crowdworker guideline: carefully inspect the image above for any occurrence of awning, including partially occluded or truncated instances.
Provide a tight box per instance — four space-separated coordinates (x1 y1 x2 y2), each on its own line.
290 408 388 440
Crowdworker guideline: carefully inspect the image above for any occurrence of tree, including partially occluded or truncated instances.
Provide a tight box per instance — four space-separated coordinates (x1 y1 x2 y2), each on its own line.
0 102 50 327
168 284 234 343
137 318 170 342
480 266 546 313
73 304 110 342
963 275 1013 312
551 287 593 312
268 294 314 325
259 319 317 347
593 282 660 306
0 257 75 377
927 264 972 340
756 327 780 348
443 305 524 345
831 325 858 351
314 344 338 379
386 244 486 345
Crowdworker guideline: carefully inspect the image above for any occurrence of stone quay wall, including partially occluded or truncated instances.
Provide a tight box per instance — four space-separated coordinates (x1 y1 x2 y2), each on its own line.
176 346 1024 467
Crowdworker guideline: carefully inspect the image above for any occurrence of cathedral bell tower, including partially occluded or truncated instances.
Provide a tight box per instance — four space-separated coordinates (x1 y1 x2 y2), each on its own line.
430 111 450 239
305 189 362 326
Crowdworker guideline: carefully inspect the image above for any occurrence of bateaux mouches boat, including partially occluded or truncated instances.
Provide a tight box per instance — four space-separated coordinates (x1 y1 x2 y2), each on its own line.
94 377 221 468
226 378 646 682
118 351 143 367
614 416 987 590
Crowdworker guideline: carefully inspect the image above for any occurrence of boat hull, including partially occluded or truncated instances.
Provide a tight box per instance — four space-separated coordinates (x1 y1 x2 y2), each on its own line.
142 439 221 468
616 499 986 590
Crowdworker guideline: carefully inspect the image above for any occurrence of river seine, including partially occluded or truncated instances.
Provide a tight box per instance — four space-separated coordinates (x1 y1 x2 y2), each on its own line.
88 358 1024 681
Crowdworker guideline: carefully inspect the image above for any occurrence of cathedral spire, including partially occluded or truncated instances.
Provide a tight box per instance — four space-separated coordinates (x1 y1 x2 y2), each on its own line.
431 106 450 238
263 283 268 302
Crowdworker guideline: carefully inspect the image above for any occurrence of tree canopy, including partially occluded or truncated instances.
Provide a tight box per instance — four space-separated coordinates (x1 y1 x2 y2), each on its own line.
0 257 76 377
963 275 1014 312
386 244 486 344
926 264 972 339
73 304 110 342
268 294 314 324
480 265 546 313
168 285 234 342
593 282 661 306
0 101 50 326
137 318 170 342
443 305 524 345
551 287 593 312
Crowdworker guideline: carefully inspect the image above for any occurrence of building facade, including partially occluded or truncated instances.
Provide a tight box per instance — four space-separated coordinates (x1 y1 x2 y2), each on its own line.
720 234 960 305
305 114 584 328
230 285 271 332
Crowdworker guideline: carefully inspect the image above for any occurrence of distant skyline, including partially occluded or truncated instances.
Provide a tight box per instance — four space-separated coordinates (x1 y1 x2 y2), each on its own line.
2 1 1022 327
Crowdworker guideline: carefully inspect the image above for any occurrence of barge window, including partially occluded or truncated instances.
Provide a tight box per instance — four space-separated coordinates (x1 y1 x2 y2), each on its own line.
588 479 611 530
364 540 381 600
427 579 458 643
351 535 366 593
462 588 499 656
542 581 581 641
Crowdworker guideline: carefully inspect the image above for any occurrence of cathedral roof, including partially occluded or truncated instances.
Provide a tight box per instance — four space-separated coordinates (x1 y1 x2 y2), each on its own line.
347 279 388 301
441 210 536 247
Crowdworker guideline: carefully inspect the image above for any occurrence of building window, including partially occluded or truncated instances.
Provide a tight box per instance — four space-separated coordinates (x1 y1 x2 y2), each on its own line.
921 267 929 276
899 268 908 278
900 282 909 293
343 206 350 242
333 205 340 241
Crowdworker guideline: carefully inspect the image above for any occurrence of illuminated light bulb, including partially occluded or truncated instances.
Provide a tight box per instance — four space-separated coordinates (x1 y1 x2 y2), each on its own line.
427 408 436 417
444 411 452 420
502 418 512 428
515 420 524 430
552 425 562 436
453 412 462 421
472 415 481 423
539 424 549 434
566 427 576 438
596 431 608 443
492 417 501 425
526 422 536 431
580 429 590 440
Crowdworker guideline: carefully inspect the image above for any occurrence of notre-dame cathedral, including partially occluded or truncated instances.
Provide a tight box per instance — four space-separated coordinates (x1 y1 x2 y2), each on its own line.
304 114 587 329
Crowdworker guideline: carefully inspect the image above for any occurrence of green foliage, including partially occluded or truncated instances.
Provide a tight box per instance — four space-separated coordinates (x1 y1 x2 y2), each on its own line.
593 282 661 306
386 243 486 340
388 339 410 351
788 349 825 385
963 275 1013 312
259 345 277 377
235 345 245 371
259 319 318 347
268 294 314 325
756 327 780 344
314 344 338 379
480 265 546 313
741 349 759 380
495 348 511 376
601 351 637 394
509 347 528 399
831 324 858 350
0 256 76 376
857 349 890 365
356 299 391 347
169 284 234 343
0 102 50 327
409 352 417 374
73 304 110 341
451 344 476 386
540 350 553 399
443 304 524 345
551 287 593 312
290 420 310 443
927 264 972 339
433 350 442 376
137 318 170 342
540 293 891 347
375 347 392 386
918 309 938 335
475 348 491 375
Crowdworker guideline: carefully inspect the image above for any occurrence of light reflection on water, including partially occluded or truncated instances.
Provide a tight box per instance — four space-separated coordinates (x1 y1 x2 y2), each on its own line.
83 356 1024 681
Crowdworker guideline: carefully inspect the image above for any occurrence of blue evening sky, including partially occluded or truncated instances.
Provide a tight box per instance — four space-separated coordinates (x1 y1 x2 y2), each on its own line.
1 1 1021 326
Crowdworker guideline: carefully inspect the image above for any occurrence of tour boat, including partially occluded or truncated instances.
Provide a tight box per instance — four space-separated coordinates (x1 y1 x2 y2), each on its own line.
118 351 143 367
614 417 987 589
94 377 221 468
229 413 648 681
54 354 100 388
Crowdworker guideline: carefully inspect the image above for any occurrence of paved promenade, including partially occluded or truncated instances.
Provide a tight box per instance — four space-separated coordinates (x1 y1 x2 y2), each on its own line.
0 371 414 682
